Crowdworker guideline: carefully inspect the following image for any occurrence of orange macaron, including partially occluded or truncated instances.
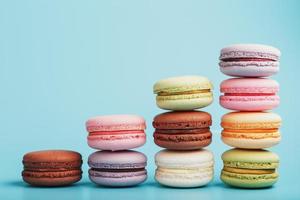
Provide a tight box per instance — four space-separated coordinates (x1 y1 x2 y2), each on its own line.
221 112 281 149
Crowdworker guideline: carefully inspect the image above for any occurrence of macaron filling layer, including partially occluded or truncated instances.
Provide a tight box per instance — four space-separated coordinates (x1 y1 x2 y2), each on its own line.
221 122 281 129
88 130 145 135
23 161 83 171
222 129 280 139
88 161 147 169
89 168 147 178
220 94 279 103
156 166 213 175
157 89 211 96
156 92 212 100
154 131 211 142
22 169 82 178
221 57 276 62
88 131 146 140
223 161 279 169
223 166 275 174
223 93 276 96
221 170 278 180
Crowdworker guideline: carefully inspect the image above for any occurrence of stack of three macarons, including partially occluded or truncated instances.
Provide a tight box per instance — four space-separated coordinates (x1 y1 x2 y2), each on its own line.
218 44 282 188
85 114 148 187
152 75 215 188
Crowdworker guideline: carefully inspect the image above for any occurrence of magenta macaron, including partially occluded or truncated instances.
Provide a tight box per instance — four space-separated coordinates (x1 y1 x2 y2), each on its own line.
220 78 280 111
86 115 146 151
88 150 147 187
219 44 281 77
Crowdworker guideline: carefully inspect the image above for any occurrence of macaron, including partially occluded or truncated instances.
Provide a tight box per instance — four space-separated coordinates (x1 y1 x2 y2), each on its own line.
221 112 281 149
221 149 279 188
155 149 214 188
22 150 82 186
88 150 147 187
86 114 146 151
153 111 212 150
153 75 213 110
220 78 280 111
219 44 281 77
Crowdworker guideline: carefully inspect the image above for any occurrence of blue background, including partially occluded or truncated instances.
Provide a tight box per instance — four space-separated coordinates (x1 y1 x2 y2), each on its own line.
0 0 299 199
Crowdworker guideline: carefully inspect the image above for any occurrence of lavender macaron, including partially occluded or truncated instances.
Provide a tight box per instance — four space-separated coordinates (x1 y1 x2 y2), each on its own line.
88 150 147 187
219 44 281 77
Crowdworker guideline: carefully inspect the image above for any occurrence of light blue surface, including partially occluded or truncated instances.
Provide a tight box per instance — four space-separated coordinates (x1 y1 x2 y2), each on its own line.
0 0 299 199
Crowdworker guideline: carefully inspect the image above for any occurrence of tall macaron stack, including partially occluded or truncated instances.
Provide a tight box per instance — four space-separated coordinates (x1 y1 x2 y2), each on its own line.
85 114 148 187
218 44 282 188
152 75 214 188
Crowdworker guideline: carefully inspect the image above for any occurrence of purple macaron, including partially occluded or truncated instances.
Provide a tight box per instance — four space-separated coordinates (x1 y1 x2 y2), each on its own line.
219 44 281 77
88 150 147 187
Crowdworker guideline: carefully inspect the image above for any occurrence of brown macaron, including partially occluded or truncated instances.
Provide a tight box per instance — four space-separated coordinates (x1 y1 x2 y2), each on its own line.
153 111 212 150
22 150 82 186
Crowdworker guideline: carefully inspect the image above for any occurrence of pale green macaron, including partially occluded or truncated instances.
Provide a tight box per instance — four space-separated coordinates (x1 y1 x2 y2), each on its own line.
153 75 213 110
221 149 279 188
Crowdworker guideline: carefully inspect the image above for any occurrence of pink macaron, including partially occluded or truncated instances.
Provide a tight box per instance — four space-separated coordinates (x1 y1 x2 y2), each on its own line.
219 44 281 77
86 115 146 151
220 78 279 111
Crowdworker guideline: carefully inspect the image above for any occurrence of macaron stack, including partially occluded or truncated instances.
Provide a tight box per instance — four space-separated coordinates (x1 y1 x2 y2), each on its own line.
85 114 148 187
152 75 214 188
218 44 282 188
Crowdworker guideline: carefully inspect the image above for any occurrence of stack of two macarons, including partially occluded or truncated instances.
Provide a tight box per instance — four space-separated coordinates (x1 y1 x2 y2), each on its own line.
152 75 214 188
85 114 148 187
218 44 282 188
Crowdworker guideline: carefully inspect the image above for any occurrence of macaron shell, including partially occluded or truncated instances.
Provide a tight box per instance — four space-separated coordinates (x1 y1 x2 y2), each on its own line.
88 150 147 168
154 130 212 150
220 95 279 111
22 170 82 186
221 112 281 129
221 135 281 149
86 114 146 132
220 64 279 77
220 44 281 60
153 111 212 129
221 170 278 188
23 150 82 163
89 169 147 187
220 78 279 94
153 75 213 94
222 149 279 167
88 132 146 151
155 149 214 168
156 92 213 110
155 167 213 188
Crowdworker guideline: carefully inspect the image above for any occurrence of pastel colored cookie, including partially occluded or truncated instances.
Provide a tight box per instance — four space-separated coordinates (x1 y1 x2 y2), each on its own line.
220 78 279 111
221 149 279 188
86 114 146 151
221 112 281 149
219 44 281 77
22 150 82 186
88 150 147 187
155 149 214 188
153 75 213 110
153 111 212 150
